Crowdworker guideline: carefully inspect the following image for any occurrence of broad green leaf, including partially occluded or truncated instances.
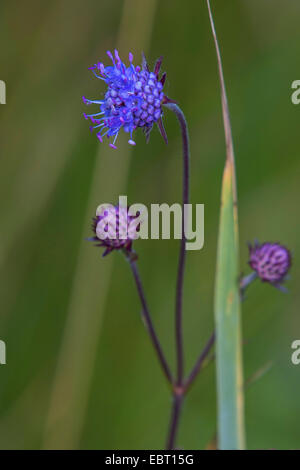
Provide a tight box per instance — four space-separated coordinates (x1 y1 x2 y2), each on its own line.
207 0 245 449
214 159 245 449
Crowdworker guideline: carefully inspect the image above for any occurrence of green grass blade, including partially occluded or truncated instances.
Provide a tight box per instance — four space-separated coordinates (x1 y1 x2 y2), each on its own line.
207 0 245 449
214 161 245 449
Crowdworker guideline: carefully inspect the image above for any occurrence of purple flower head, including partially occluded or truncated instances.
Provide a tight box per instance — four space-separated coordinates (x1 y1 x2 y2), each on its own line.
248 241 291 287
83 51 173 148
90 205 140 257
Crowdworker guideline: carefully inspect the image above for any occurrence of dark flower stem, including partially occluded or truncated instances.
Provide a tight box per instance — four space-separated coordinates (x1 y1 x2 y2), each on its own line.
165 392 184 450
184 331 216 391
129 258 173 385
240 271 257 297
164 103 190 449
165 103 190 386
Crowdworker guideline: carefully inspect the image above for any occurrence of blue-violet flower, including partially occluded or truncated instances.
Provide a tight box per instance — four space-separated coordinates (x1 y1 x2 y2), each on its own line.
83 51 172 148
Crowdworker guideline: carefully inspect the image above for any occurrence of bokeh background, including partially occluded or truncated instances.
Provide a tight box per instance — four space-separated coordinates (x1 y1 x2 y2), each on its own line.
0 0 299 450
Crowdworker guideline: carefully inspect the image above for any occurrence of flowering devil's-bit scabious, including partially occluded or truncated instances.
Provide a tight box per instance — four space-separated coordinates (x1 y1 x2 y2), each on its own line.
83 50 173 148
90 205 139 257
248 241 291 288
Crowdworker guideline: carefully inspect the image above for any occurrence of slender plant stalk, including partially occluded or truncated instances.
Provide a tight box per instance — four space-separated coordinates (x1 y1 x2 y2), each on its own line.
165 392 184 450
164 102 190 449
207 0 245 449
240 272 257 295
129 259 173 385
165 102 190 385
111 104 192 450
184 331 216 390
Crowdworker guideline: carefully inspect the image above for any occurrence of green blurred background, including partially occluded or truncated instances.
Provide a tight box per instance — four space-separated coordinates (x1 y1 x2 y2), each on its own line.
0 0 299 450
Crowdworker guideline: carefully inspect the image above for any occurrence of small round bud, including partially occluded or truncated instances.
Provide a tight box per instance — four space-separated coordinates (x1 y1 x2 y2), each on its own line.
90 206 140 257
248 241 291 285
